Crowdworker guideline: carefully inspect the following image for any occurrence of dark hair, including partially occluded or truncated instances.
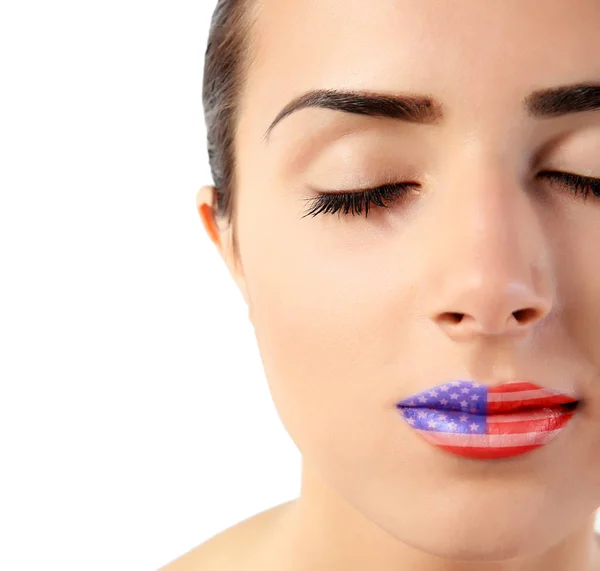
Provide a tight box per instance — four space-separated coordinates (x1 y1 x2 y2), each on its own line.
203 0 260 268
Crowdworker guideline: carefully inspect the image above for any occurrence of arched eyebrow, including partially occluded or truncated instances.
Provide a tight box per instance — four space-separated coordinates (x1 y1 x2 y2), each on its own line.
524 83 600 117
262 83 600 144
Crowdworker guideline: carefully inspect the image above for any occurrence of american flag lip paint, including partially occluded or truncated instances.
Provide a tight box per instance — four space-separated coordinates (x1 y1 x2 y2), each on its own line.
396 380 580 459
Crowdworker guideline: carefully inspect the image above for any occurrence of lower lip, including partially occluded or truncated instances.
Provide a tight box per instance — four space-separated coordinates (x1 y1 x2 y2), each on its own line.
397 404 579 459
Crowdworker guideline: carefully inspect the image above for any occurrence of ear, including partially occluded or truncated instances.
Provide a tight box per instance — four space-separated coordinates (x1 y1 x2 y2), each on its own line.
196 185 250 307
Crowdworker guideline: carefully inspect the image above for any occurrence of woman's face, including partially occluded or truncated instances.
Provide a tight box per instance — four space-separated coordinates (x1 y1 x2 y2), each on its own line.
204 0 600 560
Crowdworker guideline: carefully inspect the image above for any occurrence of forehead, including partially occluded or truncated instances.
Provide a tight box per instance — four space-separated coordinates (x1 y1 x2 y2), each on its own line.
240 0 600 138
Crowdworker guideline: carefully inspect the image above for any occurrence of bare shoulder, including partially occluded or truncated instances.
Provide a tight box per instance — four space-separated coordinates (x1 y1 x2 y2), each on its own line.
158 500 296 571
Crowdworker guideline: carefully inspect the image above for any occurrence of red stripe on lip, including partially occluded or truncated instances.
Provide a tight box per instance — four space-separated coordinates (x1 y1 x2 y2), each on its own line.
487 381 549 393
434 443 540 459
487 394 579 413
486 406 576 433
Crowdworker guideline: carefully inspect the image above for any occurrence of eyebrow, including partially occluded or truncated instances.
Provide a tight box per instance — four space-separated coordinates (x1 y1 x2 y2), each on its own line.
262 83 600 143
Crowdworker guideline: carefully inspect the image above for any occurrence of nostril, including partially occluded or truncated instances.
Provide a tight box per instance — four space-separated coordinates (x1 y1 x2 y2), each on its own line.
513 308 540 325
444 312 464 325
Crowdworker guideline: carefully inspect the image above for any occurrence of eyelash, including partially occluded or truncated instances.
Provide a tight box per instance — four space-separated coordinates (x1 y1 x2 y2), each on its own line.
301 171 600 219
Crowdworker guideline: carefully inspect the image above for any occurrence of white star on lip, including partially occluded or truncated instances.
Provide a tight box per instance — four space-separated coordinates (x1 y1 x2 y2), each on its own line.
461 387 470 394
418 411 427 419
460 400 468 408
437 413 448 421
450 393 459 399
419 396 428 403
447 422 457 431
440 399 449 405
471 394 480 401
459 414 468 422
469 423 480 431
428 390 439 397
427 420 437 428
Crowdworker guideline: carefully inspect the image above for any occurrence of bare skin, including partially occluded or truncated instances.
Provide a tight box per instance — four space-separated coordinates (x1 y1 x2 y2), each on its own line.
161 496 600 571
163 0 600 569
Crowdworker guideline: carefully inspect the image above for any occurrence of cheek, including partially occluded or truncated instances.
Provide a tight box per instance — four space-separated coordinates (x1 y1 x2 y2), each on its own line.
247 248 369 412
244 246 436 533
241 230 412 471
557 218 600 364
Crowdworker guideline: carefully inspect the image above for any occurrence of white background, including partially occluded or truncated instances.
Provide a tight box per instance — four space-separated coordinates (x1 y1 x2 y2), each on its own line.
0 2 598 570
0 2 300 570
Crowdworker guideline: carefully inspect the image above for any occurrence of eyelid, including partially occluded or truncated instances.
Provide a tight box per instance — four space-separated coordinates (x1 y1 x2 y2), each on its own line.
301 181 417 218
315 169 420 193
316 181 418 195
301 170 600 219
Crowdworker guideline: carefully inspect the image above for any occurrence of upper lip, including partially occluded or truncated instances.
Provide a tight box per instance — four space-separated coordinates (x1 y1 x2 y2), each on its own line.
396 380 580 414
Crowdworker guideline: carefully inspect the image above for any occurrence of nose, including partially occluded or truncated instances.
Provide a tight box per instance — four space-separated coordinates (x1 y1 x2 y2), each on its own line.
434 284 550 339
424 164 554 341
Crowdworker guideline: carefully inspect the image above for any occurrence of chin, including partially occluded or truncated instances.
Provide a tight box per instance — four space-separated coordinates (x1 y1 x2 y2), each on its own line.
366 492 561 562
430 500 557 558
405 521 542 562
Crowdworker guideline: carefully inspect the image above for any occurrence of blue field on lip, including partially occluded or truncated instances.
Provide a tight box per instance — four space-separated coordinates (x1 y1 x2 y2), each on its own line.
397 404 487 433
396 380 489 415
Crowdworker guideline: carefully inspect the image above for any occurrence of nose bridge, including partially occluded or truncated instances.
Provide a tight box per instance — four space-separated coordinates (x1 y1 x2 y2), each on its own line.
423 152 554 339
442 154 523 269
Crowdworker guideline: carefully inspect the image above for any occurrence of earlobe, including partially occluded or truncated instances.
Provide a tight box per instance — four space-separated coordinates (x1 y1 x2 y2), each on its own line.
199 203 221 247
197 186 221 247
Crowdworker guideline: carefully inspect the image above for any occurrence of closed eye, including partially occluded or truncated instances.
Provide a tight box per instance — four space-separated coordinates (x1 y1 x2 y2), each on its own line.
300 171 600 219
300 182 418 218
537 171 600 202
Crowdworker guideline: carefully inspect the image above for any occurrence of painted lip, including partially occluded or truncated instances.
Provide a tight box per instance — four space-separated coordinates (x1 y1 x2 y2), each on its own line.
396 380 580 459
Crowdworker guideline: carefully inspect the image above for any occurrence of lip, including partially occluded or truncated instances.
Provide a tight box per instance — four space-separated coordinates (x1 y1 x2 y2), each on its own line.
396 380 580 459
